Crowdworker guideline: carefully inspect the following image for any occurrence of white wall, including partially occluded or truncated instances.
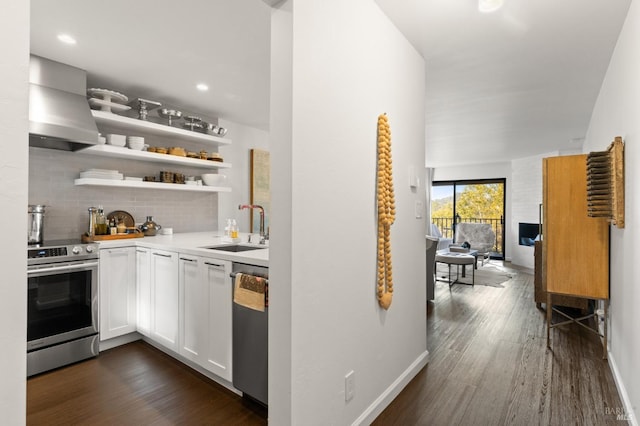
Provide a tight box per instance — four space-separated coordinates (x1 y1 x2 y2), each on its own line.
583 2 640 423
510 152 556 269
0 0 29 422
432 162 513 260
217 119 269 234
433 161 511 182
269 0 428 424
268 1 294 422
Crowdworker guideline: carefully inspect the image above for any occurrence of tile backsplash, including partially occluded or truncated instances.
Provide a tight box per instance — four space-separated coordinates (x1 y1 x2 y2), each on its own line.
29 146 218 240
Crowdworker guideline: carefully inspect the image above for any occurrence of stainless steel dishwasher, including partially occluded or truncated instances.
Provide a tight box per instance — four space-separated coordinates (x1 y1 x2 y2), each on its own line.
231 262 268 406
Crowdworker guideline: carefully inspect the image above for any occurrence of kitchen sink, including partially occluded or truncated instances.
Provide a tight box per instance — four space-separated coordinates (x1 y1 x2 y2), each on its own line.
203 244 267 252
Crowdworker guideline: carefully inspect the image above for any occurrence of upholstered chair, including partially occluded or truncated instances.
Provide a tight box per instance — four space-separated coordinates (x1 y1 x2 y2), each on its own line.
454 222 496 264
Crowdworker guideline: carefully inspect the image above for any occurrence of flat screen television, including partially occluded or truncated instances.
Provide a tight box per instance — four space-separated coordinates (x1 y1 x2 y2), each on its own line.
519 222 540 246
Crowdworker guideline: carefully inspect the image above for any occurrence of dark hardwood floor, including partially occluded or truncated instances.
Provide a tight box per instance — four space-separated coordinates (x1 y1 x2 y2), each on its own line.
373 261 624 426
28 262 624 425
27 341 267 425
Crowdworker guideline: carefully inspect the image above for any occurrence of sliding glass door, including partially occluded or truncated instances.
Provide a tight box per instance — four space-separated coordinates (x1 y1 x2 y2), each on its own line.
431 179 505 259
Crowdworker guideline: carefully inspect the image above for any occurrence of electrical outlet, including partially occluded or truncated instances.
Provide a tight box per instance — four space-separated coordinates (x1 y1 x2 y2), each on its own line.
345 370 355 401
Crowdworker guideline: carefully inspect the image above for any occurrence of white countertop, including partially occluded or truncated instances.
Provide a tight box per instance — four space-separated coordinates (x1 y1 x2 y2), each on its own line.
96 231 269 267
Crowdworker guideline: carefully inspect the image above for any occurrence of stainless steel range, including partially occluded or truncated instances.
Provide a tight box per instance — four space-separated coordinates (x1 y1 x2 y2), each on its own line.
27 239 99 376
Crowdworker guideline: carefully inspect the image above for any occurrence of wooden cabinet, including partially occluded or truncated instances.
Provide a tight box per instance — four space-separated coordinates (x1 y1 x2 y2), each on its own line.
534 241 587 310
99 247 137 340
136 247 152 337
150 249 180 350
179 254 233 381
543 155 609 299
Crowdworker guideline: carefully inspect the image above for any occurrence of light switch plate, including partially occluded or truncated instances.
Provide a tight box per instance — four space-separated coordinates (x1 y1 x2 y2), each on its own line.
409 166 419 188
415 200 423 218
345 370 355 401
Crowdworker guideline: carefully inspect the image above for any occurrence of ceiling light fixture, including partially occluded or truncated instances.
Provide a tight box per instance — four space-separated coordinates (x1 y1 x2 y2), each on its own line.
57 34 77 45
196 83 209 92
478 0 504 13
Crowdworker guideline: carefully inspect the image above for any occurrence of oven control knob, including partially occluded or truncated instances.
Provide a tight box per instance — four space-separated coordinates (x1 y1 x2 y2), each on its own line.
72 246 82 255
86 245 94 253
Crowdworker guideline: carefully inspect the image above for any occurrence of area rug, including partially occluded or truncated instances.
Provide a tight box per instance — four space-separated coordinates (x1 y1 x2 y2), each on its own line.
435 262 514 287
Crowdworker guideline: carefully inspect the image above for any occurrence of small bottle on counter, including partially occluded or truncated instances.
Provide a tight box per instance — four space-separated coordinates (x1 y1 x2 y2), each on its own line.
95 206 108 235
231 219 239 239
225 219 232 238
109 218 117 235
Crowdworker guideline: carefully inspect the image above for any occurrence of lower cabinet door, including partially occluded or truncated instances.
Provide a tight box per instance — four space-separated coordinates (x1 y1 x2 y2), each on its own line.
99 247 136 340
179 255 208 364
178 255 232 381
150 249 179 351
136 248 151 337
204 259 233 381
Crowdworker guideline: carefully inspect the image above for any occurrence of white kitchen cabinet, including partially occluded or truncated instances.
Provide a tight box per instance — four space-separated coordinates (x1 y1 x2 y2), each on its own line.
136 247 152 337
179 255 208 364
99 247 136 340
150 249 180 351
178 254 233 381
203 258 233 381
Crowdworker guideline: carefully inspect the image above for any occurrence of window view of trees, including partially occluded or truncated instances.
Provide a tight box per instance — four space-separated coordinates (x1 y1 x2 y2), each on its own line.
431 182 505 256
432 184 504 220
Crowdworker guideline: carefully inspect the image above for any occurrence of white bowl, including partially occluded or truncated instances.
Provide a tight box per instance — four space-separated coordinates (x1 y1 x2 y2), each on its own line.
106 134 126 147
128 141 144 150
126 136 145 150
201 173 227 186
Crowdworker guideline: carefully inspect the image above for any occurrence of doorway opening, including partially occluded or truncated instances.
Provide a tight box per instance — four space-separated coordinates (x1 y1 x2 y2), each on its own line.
431 179 506 259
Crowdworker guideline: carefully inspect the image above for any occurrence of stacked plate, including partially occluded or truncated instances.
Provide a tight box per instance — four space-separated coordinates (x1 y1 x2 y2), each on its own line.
87 88 132 114
79 168 124 180
127 136 145 150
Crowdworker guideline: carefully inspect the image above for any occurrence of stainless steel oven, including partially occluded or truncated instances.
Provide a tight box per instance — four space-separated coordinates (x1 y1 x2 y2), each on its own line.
27 240 99 376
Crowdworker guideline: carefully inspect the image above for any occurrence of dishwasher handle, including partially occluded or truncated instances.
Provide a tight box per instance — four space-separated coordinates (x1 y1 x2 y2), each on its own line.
229 271 269 283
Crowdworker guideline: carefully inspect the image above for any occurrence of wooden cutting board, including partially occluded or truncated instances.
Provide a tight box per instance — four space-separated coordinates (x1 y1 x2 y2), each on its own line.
81 232 144 242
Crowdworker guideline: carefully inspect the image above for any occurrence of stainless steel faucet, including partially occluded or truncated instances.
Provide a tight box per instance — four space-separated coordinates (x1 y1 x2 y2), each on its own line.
238 204 267 244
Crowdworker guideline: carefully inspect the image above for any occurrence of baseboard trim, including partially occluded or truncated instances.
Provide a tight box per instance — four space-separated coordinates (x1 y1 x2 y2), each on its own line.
141 337 240 396
99 332 142 352
352 350 429 426
608 350 638 426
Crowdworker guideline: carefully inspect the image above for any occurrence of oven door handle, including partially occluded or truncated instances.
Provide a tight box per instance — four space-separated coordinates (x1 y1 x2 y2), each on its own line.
27 261 99 276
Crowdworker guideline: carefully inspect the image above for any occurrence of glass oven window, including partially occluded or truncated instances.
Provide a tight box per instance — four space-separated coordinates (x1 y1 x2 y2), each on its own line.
27 270 93 342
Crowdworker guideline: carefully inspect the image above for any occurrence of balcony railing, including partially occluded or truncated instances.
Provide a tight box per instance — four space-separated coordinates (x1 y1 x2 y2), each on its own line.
432 217 503 255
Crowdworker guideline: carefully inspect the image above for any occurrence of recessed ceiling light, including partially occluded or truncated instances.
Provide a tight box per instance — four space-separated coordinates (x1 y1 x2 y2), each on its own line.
196 83 209 92
57 34 77 45
479 0 504 13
